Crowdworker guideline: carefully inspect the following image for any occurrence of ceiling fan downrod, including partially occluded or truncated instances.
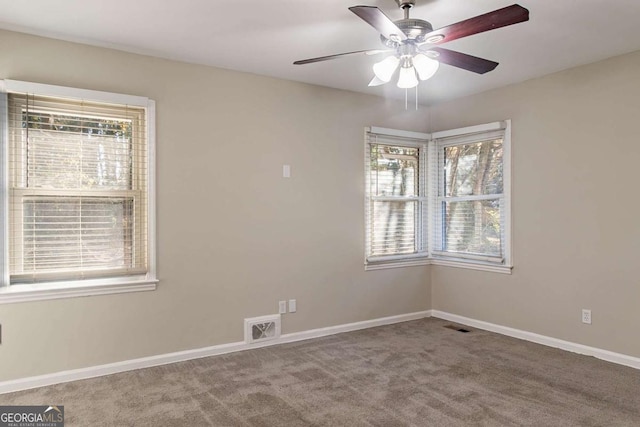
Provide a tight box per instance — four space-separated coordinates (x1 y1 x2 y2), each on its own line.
396 0 415 19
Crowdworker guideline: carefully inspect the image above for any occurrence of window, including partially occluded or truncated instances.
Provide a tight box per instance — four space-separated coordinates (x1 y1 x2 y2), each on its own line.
365 129 429 269
432 128 508 265
364 122 511 273
0 80 156 303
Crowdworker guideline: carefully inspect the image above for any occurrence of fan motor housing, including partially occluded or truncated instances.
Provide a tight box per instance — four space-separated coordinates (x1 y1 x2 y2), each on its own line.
380 18 434 46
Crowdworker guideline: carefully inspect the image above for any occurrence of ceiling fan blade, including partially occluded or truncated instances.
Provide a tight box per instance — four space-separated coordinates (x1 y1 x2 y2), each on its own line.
349 6 408 42
368 76 387 87
421 4 529 45
424 47 498 74
293 49 391 65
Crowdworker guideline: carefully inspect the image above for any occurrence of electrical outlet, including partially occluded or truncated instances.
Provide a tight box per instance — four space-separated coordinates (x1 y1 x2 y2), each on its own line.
278 301 287 314
582 309 592 324
288 299 297 313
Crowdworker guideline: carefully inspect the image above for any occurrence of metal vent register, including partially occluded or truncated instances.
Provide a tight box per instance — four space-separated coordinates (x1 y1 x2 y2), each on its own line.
244 315 281 344
444 324 472 333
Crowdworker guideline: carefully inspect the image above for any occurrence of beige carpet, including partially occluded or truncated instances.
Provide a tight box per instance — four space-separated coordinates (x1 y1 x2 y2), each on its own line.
3 318 640 426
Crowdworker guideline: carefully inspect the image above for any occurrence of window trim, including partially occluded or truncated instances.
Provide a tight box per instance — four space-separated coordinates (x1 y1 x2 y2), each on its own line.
0 80 157 304
365 121 512 274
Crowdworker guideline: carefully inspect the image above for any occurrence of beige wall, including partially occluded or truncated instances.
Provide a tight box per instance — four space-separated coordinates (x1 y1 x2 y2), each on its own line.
2 27 637 383
0 30 431 382
429 50 640 358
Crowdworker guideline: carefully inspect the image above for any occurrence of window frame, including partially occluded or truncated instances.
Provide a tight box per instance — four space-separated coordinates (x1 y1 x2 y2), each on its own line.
0 80 157 304
365 121 512 274
364 128 430 270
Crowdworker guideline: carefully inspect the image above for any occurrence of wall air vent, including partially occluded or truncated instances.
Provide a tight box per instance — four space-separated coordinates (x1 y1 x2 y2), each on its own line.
244 315 281 344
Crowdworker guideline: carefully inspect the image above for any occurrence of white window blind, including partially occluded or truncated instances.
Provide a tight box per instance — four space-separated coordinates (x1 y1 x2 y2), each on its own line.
365 131 428 266
7 93 149 283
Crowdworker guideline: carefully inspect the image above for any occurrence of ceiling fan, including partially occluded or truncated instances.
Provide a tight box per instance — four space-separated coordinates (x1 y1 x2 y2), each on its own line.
294 1 529 89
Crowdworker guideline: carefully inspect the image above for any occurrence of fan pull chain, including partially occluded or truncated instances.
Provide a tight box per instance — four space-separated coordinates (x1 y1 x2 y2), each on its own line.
404 87 420 110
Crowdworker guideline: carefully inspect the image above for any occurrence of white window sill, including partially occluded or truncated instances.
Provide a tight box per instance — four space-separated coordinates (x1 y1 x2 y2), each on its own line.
365 258 430 271
0 277 158 304
429 258 512 274
365 257 512 274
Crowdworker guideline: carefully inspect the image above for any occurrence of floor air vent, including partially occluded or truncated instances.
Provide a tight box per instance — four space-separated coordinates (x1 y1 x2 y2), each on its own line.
444 324 471 333
245 315 281 344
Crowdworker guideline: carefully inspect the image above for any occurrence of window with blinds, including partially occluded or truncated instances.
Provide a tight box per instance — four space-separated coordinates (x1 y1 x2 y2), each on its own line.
433 132 506 263
365 131 428 267
364 122 511 272
6 92 149 284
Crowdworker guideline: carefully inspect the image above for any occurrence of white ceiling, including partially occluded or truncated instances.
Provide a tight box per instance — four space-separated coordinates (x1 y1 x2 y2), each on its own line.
1 0 640 105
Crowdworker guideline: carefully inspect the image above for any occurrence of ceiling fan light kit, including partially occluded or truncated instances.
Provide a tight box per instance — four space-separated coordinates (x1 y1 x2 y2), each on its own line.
373 55 400 83
398 63 419 89
294 0 529 97
412 54 439 81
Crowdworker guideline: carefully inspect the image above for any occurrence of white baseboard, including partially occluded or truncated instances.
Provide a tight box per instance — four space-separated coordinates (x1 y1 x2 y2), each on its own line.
0 310 432 395
431 310 640 370
5 309 636 395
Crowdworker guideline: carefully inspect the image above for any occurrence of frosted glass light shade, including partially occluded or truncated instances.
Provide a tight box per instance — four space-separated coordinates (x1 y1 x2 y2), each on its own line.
372 56 400 82
397 66 418 89
413 54 440 81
